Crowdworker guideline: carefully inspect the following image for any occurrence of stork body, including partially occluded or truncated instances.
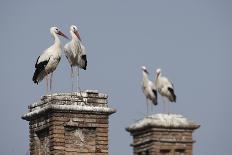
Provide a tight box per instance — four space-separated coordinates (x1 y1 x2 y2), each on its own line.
141 66 158 114
64 25 87 91
155 68 176 113
32 27 69 92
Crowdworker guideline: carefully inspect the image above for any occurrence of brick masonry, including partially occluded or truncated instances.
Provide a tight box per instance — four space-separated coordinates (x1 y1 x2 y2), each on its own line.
22 90 116 155
126 114 200 155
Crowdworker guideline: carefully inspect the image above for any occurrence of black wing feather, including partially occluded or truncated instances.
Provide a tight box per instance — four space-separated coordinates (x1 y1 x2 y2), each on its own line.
152 89 158 105
81 55 87 70
167 87 176 102
35 56 40 68
32 57 50 84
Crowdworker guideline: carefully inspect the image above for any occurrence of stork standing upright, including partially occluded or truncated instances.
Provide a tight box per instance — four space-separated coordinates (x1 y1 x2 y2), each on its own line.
32 27 69 93
141 66 158 115
155 68 176 114
64 25 87 92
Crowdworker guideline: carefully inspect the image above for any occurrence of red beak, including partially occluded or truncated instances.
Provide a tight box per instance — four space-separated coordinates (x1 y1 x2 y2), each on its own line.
74 30 82 42
57 31 69 40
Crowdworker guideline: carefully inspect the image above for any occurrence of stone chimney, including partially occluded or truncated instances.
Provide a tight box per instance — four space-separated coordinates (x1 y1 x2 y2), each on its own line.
22 90 116 155
126 114 200 155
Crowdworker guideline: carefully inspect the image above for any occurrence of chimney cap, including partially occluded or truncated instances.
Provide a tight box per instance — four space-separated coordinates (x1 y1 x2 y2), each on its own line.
126 113 200 132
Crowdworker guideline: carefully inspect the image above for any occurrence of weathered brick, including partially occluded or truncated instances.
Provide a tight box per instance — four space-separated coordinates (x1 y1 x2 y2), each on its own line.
126 114 200 155
23 91 115 155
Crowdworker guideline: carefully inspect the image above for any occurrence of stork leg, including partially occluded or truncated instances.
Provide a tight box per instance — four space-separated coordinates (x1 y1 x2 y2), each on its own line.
162 97 166 114
77 66 82 92
71 66 74 92
146 99 149 116
75 67 85 104
50 72 53 92
167 101 170 115
151 103 153 114
45 74 49 94
163 98 170 115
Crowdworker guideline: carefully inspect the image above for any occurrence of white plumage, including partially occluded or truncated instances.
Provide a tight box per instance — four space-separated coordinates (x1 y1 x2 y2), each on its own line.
141 66 158 107
155 68 176 102
64 25 87 91
32 27 69 91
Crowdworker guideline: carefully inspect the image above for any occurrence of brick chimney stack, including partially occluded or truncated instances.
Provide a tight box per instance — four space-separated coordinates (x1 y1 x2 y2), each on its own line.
126 114 200 155
22 90 116 155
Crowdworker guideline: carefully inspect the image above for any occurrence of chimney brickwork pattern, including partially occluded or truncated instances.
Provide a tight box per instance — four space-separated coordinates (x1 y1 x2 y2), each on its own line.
126 114 200 155
22 90 116 155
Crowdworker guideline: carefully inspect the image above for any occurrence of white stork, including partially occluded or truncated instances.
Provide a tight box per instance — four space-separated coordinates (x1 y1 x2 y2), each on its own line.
141 66 158 114
155 68 176 113
32 26 69 93
64 25 87 91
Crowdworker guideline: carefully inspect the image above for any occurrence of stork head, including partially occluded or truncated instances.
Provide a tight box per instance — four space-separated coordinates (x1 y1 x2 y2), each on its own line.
142 66 149 74
156 68 162 77
50 27 69 40
70 25 82 41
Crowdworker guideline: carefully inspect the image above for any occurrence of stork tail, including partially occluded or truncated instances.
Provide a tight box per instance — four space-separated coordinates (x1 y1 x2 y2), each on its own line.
168 87 176 102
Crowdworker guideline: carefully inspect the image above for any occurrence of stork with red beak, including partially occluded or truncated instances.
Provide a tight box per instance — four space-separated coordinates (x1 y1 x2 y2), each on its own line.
32 26 69 93
64 25 87 92
155 68 176 113
141 66 158 114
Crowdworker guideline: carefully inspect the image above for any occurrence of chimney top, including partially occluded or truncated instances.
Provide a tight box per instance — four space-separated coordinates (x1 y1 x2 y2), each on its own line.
126 113 200 132
22 90 116 121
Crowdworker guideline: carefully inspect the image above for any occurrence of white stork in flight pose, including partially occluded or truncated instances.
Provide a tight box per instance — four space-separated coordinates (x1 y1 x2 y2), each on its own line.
32 27 69 93
155 68 176 114
141 66 158 115
64 25 87 92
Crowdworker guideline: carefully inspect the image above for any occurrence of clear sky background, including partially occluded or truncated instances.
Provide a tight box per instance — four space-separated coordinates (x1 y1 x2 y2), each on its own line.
0 0 231 154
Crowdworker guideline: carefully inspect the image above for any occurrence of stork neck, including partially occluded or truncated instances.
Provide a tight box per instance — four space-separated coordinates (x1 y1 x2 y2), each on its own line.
52 32 61 45
157 73 162 79
155 73 161 84
70 31 79 41
143 72 149 82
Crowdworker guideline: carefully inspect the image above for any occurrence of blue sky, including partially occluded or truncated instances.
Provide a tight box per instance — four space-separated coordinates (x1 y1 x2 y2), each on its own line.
0 0 231 154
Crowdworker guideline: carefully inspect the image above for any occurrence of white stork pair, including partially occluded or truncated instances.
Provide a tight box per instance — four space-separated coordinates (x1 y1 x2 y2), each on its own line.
32 25 87 93
141 66 176 114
